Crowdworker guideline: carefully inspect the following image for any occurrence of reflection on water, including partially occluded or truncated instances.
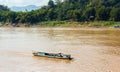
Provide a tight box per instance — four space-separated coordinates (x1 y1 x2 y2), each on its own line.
33 56 73 63
0 27 120 72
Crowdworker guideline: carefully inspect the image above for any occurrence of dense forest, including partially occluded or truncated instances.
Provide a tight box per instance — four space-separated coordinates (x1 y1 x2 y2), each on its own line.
0 0 120 26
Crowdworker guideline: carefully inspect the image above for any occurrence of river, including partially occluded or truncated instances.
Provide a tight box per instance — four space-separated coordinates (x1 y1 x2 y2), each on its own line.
0 27 120 72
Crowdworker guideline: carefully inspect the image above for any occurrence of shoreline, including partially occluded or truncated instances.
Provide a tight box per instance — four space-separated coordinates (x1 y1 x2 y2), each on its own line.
0 26 120 32
0 21 120 29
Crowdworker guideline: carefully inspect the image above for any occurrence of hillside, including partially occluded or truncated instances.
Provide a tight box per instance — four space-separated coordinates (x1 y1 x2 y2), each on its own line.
10 5 41 12
0 0 120 26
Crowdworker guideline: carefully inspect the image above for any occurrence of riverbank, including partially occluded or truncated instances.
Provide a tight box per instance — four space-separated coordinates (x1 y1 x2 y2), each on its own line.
0 21 120 28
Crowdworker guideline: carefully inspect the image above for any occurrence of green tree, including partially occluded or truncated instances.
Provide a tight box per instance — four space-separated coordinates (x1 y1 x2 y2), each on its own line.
48 0 55 8
96 7 111 21
0 5 9 11
82 7 96 21
110 8 120 21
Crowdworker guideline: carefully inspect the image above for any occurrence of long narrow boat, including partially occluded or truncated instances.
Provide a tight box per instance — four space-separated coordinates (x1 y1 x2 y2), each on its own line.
33 52 72 60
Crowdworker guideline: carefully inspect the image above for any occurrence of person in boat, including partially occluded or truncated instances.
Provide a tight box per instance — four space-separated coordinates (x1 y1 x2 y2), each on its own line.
58 53 63 57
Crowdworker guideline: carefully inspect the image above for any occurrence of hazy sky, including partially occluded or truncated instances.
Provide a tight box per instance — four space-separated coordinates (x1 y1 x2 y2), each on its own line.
0 0 50 7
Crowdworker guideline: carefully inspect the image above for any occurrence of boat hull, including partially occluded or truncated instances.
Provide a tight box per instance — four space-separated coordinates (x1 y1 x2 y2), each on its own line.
33 52 72 60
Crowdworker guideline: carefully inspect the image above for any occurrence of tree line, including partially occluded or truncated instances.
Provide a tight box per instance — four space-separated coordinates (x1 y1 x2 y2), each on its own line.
0 0 120 25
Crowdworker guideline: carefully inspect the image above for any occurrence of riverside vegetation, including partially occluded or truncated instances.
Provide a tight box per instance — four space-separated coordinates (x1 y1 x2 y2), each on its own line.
0 0 120 27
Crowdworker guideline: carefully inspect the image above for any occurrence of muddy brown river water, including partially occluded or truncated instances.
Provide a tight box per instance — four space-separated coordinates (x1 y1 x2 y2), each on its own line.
0 27 120 72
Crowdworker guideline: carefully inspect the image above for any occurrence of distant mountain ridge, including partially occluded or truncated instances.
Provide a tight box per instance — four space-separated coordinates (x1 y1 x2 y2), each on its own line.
10 5 41 12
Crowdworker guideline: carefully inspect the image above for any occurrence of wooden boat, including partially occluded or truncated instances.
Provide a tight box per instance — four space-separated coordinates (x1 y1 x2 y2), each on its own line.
33 52 72 60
